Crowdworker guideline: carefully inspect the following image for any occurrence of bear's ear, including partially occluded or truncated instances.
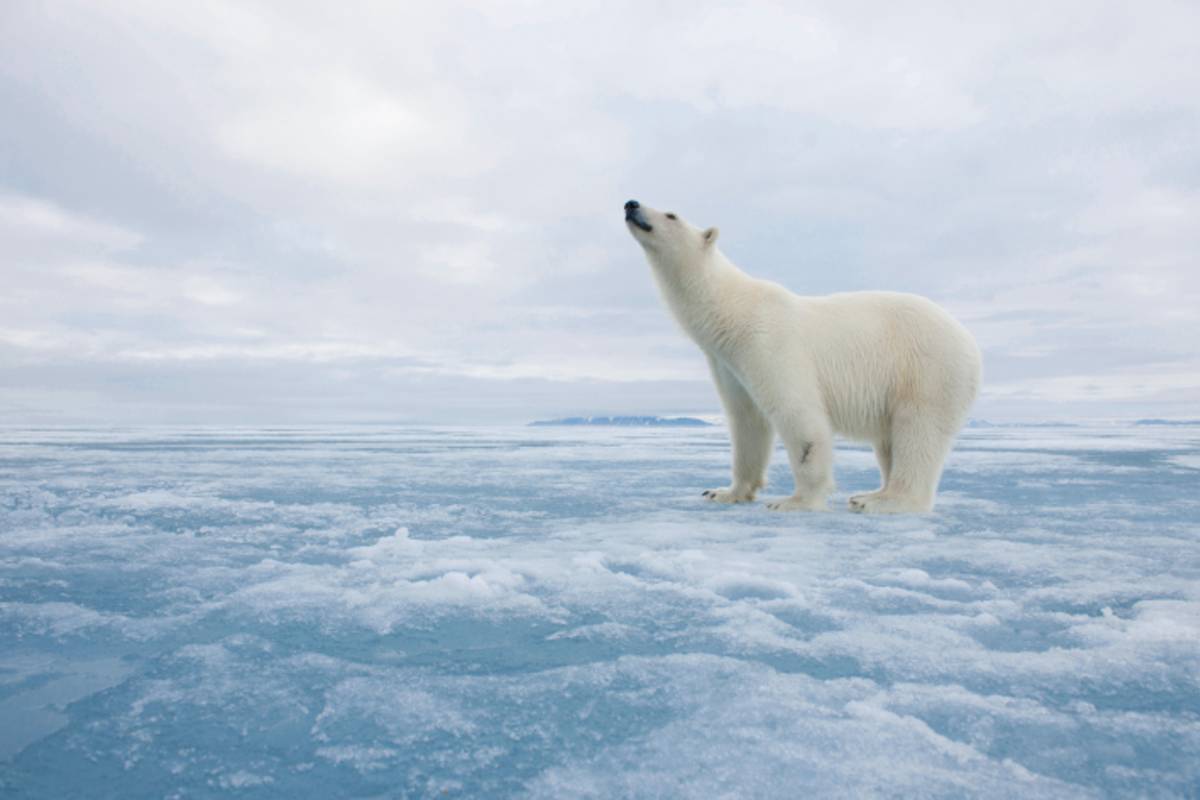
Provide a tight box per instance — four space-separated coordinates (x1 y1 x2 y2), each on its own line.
703 227 719 246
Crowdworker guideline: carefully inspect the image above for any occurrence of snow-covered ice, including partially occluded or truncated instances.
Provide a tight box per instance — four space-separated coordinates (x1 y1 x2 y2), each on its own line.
1 424 1198 797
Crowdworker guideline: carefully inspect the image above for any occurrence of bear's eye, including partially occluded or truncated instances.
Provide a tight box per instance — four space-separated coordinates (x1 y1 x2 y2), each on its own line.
665 213 677 220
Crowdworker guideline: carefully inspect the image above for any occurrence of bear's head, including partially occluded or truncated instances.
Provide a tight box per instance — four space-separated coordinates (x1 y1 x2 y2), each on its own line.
623 200 719 272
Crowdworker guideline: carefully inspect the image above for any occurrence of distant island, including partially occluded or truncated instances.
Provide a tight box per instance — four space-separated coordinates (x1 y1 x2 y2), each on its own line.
965 419 1080 428
1135 419 1200 426
529 415 713 427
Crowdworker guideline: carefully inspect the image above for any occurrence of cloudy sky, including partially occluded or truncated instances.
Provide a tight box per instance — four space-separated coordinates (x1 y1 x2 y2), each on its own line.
2 1 1197 424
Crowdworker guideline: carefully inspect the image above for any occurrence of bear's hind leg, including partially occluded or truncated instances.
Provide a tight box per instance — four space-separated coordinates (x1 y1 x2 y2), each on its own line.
875 439 893 488
848 440 893 511
850 411 948 513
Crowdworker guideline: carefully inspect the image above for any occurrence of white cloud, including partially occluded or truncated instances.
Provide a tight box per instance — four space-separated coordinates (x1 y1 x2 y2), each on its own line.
0 1 1198 422
217 76 440 181
0 193 142 253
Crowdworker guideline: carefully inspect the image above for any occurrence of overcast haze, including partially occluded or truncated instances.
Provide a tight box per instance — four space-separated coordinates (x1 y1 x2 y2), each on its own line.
2 1 1198 424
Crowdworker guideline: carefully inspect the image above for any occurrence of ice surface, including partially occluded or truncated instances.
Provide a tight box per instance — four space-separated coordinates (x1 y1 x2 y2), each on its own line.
1 423 1198 798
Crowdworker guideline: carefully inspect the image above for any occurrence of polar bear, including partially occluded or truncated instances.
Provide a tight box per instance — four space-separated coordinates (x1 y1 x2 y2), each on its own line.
624 199 981 513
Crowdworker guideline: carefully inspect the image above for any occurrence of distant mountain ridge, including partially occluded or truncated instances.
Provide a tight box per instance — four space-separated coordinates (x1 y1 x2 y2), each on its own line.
529 415 712 427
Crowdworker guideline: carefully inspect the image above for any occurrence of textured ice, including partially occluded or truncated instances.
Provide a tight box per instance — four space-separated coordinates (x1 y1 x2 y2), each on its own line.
1 424 1198 798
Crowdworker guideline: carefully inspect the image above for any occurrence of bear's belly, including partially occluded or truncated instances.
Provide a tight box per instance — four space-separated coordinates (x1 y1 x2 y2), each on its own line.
827 400 889 442
818 361 894 442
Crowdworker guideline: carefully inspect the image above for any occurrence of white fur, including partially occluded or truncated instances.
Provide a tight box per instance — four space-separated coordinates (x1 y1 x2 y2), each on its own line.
626 203 981 513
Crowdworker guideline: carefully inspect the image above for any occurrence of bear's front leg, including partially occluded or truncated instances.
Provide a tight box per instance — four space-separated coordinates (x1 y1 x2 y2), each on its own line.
766 416 835 512
705 357 773 505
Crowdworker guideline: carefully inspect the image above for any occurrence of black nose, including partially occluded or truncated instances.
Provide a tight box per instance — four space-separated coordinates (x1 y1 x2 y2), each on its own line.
624 199 639 211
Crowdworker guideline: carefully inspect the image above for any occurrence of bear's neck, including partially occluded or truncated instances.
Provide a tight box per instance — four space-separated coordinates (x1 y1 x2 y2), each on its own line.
648 249 753 354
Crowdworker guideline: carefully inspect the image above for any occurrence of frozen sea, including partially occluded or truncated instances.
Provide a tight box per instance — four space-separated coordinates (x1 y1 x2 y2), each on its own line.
1 424 1198 799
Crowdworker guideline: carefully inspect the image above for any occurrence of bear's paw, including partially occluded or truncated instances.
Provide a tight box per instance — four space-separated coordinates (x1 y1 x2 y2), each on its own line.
765 496 829 512
702 487 756 504
848 492 930 514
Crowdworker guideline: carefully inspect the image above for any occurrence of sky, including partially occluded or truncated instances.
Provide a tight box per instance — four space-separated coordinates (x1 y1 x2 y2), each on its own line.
1 0 1198 424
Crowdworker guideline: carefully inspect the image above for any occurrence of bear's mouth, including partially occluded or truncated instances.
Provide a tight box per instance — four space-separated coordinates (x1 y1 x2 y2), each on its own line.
625 206 653 232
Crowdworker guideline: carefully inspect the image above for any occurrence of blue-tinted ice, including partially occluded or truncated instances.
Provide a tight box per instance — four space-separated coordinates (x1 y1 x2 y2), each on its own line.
1 424 1198 797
